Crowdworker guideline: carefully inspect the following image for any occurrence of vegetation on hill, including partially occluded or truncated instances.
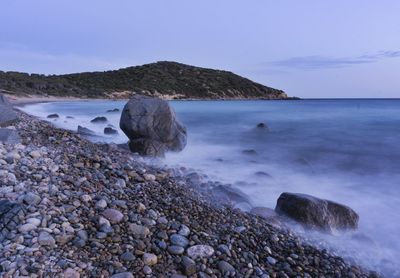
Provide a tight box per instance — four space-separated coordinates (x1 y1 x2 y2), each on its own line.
0 61 289 99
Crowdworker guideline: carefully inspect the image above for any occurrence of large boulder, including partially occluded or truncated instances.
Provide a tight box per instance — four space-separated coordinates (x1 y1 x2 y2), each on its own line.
0 200 25 242
119 95 187 156
0 128 21 144
0 94 18 127
275 192 359 232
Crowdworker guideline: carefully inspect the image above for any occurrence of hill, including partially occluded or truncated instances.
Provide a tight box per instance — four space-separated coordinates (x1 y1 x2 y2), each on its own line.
0 61 289 100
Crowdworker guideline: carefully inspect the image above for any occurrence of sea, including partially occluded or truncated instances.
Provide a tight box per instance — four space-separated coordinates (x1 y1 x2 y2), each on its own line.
20 99 400 276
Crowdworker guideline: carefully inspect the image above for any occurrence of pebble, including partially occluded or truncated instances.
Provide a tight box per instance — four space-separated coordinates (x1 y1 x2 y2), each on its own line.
64 268 80 278
170 234 189 247
110 272 134 278
187 245 215 259
95 199 107 209
178 224 191 237
218 260 235 275
102 208 124 223
38 231 56 247
168 245 185 255
18 223 37 233
128 223 150 238
143 253 158 266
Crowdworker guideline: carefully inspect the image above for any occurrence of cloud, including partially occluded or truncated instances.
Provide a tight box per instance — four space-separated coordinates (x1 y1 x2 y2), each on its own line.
265 50 400 70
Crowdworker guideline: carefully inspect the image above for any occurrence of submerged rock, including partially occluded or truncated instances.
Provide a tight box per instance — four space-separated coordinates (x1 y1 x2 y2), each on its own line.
47 113 59 119
0 200 25 241
104 127 118 135
90 116 107 123
106 108 120 112
77 125 95 136
275 192 359 232
119 95 187 156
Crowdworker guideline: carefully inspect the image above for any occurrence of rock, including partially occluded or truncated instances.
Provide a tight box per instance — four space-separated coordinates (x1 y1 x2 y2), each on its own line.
0 200 24 240
168 245 185 255
170 234 189 247
143 252 157 266
18 223 36 233
218 261 235 275
104 127 118 135
143 265 152 275
267 256 277 265
38 231 56 247
119 95 187 157
106 108 120 112
90 116 107 123
275 192 359 232
187 245 214 259
182 256 196 276
0 128 21 144
77 126 95 136
178 224 190 237
95 199 107 209
47 114 59 119
242 149 257 155
128 223 150 238
121 251 135 261
102 208 124 224
23 192 41 205
110 272 134 278
254 171 272 178
64 268 80 278
256 122 267 129
0 94 18 127
29 150 41 159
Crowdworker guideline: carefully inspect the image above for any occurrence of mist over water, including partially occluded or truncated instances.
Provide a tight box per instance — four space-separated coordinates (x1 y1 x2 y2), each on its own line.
21 99 400 276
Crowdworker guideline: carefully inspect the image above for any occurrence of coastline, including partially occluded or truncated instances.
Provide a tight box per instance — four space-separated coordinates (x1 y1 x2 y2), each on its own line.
0 110 381 277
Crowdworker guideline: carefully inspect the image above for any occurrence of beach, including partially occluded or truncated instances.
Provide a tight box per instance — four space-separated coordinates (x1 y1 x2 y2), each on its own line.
0 106 382 277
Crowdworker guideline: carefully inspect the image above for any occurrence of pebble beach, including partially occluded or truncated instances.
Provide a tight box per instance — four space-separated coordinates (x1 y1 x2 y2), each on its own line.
0 112 381 278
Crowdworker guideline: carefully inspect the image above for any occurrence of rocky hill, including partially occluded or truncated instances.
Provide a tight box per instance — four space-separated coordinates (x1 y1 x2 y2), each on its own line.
0 61 288 99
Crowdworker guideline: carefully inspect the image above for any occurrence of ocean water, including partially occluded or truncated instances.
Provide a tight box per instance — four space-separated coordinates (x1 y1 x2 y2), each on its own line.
20 99 400 276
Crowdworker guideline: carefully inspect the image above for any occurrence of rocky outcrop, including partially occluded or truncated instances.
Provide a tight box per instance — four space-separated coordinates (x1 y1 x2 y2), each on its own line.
275 192 359 233
0 94 18 127
120 95 187 156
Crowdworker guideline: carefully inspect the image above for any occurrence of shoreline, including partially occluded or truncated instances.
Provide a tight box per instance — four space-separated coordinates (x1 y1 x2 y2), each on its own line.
0 111 382 277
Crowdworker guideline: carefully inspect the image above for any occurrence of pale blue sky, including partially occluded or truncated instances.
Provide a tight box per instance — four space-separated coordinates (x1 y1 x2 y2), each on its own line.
0 0 399 98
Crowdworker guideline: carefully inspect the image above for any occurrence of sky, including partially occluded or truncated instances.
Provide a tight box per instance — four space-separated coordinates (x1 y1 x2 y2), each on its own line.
0 0 399 98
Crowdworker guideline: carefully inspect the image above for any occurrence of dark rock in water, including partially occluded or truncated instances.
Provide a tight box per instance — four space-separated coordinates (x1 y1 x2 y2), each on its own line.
275 192 359 232
47 114 59 119
256 122 268 129
120 95 187 156
77 125 95 136
104 127 118 135
0 128 21 144
0 94 18 127
90 116 107 123
66 116 74 119
106 108 120 113
242 149 257 155
212 184 251 207
254 171 272 178
0 200 25 242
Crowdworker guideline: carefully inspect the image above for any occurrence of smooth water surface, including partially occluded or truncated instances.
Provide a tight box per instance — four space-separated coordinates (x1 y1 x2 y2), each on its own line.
20 99 400 276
